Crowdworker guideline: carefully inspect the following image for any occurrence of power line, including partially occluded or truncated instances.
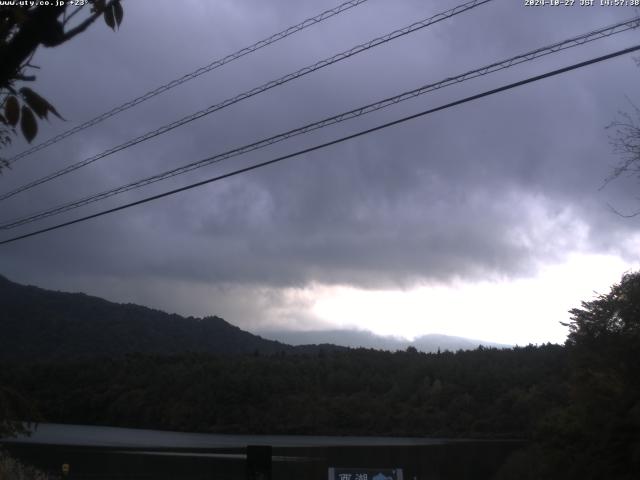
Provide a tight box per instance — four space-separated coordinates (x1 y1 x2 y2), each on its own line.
2 16 638 230
6 0 373 165
2 44 638 246
0 0 492 202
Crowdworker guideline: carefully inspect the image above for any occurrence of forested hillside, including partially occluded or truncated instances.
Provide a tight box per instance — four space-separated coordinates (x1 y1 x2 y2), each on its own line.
1 272 638 479
0 275 306 359
0 345 567 438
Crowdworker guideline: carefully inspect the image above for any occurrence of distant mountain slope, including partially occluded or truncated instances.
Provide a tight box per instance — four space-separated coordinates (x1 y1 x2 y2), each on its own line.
259 329 510 353
0 275 298 360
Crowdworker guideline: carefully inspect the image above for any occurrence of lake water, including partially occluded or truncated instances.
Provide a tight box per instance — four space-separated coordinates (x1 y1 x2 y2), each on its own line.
1 423 524 479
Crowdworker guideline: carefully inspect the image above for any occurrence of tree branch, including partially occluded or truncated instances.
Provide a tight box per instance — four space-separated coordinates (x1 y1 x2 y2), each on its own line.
58 0 117 44
0 6 64 87
13 74 35 81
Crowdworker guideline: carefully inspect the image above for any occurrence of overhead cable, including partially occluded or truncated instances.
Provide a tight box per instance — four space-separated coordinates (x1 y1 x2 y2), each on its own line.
0 0 492 202
6 0 373 165
1 44 638 246
2 16 638 230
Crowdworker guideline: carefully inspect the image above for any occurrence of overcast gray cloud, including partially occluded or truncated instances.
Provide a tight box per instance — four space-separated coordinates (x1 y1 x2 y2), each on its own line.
2 0 640 340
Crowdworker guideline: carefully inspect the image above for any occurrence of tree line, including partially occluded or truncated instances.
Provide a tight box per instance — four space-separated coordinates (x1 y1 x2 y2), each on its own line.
1 272 638 478
0 344 567 438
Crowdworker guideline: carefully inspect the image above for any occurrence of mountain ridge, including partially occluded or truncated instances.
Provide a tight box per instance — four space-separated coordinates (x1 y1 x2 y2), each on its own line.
258 328 509 353
0 274 504 360
0 274 305 360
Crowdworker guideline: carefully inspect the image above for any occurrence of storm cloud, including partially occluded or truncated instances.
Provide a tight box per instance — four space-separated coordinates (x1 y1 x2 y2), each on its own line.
1 0 639 340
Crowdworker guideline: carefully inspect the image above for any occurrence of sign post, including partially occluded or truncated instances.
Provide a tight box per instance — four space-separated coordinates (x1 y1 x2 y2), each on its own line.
328 467 403 480
247 445 272 480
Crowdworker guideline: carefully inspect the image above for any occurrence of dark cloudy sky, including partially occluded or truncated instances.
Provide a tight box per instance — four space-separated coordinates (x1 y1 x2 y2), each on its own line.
2 0 640 344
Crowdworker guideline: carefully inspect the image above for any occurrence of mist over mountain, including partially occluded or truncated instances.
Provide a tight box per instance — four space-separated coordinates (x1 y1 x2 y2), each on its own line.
258 329 510 353
0 274 505 361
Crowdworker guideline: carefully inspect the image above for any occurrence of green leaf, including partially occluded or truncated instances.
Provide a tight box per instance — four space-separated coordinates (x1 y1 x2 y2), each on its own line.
113 1 123 28
104 5 116 30
19 87 64 120
20 106 37 143
4 96 19 126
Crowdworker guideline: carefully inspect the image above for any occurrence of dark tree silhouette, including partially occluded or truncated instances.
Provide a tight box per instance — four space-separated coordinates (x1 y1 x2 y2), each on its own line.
0 0 123 166
496 272 640 479
560 271 640 478
565 270 640 342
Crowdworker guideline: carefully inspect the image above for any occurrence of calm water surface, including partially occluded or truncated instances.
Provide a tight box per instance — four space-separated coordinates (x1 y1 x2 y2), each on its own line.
2 423 524 480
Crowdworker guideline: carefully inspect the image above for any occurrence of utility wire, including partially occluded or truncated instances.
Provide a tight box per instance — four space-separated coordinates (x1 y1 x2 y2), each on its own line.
6 0 373 165
1 44 638 246
0 0 492 202
2 17 638 230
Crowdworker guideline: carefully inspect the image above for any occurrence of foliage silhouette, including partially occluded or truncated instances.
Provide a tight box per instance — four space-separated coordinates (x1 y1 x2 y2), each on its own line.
0 0 123 161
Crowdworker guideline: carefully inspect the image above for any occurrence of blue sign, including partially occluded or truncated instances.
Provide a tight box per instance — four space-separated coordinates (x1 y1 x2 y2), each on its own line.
328 467 403 480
